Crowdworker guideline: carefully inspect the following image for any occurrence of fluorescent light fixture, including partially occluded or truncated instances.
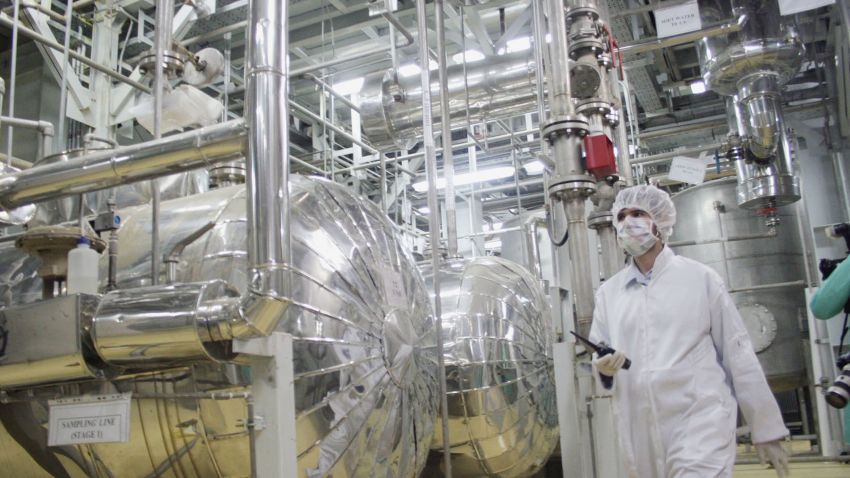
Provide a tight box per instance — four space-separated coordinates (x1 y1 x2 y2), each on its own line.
506 36 531 53
483 222 503 232
523 160 546 175
332 77 365 96
452 49 485 64
545 33 552 43
689 80 706 94
417 206 430 215
398 63 421 77
412 166 515 192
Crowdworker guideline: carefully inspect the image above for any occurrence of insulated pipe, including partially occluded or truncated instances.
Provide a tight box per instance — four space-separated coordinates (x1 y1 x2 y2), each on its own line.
618 18 743 55
151 0 174 286
435 0 457 257
415 0 452 475
0 119 247 210
231 0 292 339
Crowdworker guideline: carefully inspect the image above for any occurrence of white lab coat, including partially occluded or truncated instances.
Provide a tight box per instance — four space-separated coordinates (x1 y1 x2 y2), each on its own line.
589 246 788 477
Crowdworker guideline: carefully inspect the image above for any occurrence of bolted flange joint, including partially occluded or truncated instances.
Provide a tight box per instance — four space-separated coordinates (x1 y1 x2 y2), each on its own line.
542 115 589 144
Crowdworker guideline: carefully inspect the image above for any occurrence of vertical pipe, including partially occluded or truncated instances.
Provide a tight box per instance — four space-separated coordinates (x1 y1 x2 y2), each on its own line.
415 0 452 475
531 0 548 155
435 0 457 257
151 0 174 285
544 0 572 117
5 0 20 166
57 0 73 151
246 0 290 305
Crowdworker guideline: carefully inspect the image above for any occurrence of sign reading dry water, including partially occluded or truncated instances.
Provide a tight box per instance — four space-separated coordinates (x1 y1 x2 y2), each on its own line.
48 393 131 446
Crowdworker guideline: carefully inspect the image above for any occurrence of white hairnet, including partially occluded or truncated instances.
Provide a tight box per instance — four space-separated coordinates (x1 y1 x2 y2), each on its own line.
612 185 677 240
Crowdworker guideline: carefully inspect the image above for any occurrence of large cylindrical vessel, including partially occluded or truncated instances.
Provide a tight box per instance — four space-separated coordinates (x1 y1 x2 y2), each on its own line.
360 53 538 149
0 176 439 477
421 257 559 477
697 0 804 209
670 178 806 391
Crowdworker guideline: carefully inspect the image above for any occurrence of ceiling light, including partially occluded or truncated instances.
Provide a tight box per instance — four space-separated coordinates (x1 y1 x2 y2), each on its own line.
545 33 552 43
331 77 365 96
412 166 515 192
398 63 421 77
523 160 546 175
506 36 531 53
689 80 706 94
484 239 502 249
483 222 503 232
417 206 430 215
452 49 485 64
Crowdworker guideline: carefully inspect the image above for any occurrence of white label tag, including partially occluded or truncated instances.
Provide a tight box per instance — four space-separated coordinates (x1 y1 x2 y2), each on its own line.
655 0 702 38
668 156 707 184
48 393 132 446
380 266 407 309
778 0 833 16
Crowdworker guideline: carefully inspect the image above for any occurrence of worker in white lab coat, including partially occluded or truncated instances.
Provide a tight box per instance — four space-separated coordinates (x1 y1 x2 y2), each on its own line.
589 185 790 477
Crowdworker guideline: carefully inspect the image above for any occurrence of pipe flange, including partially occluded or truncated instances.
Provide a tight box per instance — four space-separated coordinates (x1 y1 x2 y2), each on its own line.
542 115 588 141
565 5 599 22
576 100 613 118
597 52 613 69
587 211 613 230
569 39 605 59
138 50 187 79
548 175 597 199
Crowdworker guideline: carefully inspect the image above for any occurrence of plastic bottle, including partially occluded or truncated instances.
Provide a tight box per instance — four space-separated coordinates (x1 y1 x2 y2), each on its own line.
67 237 100 295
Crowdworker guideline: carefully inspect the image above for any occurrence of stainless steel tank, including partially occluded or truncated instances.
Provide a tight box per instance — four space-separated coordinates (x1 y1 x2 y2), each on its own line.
0 176 439 477
421 257 559 477
669 178 806 391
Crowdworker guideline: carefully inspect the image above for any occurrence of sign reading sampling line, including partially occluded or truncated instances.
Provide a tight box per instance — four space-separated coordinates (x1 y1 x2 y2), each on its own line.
48 393 132 446
655 0 702 38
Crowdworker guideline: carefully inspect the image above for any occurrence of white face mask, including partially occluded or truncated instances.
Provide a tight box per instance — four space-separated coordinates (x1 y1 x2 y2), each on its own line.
616 216 659 257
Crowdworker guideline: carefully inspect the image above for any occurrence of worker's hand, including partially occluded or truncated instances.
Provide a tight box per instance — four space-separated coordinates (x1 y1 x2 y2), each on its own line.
593 351 626 377
755 440 789 478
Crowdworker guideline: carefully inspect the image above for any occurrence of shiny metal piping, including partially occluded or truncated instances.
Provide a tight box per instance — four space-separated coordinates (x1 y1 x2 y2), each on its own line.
435 0 458 258
235 0 292 339
0 118 247 210
360 52 538 149
0 177 441 477
422 257 559 477
415 0 453 475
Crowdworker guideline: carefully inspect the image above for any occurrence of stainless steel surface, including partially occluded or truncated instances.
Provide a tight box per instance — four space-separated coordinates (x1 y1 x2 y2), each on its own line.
697 0 802 96
0 294 113 388
93 281 240 367
421 257 558 477
670 178 806 391
237 0 292 340
360 52 538 149
0 119 247 210
416 0 453 473
697 0 803 210
0 176 440 477
436 0 458 258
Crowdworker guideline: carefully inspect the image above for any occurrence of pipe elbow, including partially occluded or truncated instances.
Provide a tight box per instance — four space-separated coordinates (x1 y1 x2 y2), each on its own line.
38 121 54 137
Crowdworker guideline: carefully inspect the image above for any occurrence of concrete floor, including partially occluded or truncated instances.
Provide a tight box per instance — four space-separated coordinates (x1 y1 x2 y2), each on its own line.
734 462 850 477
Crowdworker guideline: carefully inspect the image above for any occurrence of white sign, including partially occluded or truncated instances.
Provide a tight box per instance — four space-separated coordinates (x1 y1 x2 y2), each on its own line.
778 0 834 16
381 266 407 308
48 393 132 446
668 156 707 184
655 0 702 38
